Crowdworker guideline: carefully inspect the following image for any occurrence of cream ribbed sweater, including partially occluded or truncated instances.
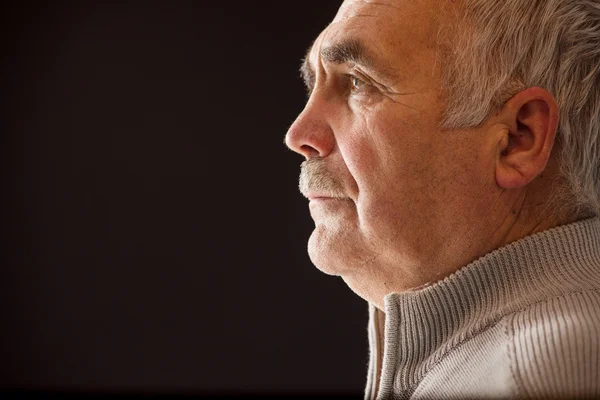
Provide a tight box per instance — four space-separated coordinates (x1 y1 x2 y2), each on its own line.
365 217 600 399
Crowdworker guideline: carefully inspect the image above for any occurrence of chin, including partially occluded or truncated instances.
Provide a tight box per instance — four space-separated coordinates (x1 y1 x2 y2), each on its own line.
308 243 341 277
307 224 366 277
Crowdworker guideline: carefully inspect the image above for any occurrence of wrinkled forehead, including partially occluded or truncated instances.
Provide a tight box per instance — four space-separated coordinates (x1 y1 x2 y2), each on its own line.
307 0 443 71
333 0 405 23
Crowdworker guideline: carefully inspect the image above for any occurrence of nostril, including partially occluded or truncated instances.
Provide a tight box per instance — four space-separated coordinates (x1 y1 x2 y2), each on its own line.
301 144 320 158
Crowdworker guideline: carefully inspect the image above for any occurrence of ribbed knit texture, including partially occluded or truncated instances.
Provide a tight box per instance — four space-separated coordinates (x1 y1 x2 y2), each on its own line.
365 217 600 399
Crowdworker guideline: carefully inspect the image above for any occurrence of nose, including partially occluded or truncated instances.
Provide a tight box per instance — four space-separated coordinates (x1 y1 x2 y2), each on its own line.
285 98 335 159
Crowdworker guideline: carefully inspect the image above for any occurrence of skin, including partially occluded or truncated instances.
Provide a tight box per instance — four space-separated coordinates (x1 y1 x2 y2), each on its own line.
285 0 573 311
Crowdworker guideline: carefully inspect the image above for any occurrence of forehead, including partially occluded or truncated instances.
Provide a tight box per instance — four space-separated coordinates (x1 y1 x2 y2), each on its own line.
308 0 443 79
333 0 420 23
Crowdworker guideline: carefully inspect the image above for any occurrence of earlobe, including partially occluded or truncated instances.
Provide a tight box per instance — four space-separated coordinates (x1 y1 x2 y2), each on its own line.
495 87 559 190
496 132 527 189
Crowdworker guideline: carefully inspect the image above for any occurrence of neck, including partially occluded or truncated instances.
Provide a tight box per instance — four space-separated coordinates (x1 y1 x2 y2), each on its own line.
494 157 580 252
344 159 584 311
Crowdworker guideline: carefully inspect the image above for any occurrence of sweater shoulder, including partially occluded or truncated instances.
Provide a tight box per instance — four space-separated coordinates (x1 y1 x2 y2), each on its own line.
506 289 600 398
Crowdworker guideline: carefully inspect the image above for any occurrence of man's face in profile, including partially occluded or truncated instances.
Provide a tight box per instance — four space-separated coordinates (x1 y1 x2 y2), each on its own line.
286 0 503 301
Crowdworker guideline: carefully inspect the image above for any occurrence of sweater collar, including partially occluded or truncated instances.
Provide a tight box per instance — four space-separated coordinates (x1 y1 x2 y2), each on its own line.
369 217 600 398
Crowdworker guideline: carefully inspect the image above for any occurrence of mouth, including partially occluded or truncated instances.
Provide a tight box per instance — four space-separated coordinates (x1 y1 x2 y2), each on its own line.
306 193 350 202
307 192 340 201
310 197 337 203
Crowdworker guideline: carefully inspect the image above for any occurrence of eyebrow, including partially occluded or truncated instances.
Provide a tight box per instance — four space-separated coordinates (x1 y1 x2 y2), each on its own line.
320 39 374 67
300 39 388 93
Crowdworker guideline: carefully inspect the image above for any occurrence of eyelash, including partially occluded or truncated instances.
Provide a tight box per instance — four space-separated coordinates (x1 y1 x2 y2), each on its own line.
348 74 369 94
303 74 371 99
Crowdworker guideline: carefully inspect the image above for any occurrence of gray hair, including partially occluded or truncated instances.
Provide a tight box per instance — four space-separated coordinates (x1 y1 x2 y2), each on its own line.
440 0 600 217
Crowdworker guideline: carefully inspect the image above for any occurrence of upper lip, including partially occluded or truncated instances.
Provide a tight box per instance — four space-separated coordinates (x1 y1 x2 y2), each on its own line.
306 192 345 201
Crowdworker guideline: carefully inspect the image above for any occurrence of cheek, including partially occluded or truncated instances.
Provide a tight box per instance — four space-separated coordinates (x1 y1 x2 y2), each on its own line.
340 112 426 220
346 108 434 197
338 106 451 244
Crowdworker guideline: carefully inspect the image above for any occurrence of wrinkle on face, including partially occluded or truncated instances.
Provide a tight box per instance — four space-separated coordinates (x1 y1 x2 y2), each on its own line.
305 1 443 99
292 0 483 304
338 0 402 15
335 0 439 25
381 92 428 111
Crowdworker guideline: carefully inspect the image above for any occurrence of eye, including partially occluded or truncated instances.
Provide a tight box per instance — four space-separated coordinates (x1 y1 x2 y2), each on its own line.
347 74 375 96
351 76 366 91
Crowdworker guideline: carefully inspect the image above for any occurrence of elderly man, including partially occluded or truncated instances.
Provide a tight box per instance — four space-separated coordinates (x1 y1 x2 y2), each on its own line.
285 0 600 398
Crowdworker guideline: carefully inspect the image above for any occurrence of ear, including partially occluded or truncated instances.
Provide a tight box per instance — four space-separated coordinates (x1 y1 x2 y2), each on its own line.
495 87 559 189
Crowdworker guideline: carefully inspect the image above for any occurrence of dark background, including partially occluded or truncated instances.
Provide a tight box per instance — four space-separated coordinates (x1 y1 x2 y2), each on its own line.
1 1 368 397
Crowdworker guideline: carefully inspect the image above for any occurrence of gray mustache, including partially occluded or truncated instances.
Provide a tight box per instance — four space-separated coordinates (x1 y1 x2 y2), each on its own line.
299 158 347 199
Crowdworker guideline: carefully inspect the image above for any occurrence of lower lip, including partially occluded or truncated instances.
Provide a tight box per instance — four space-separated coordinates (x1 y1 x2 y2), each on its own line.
309 197 348 206
308 198 347 214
